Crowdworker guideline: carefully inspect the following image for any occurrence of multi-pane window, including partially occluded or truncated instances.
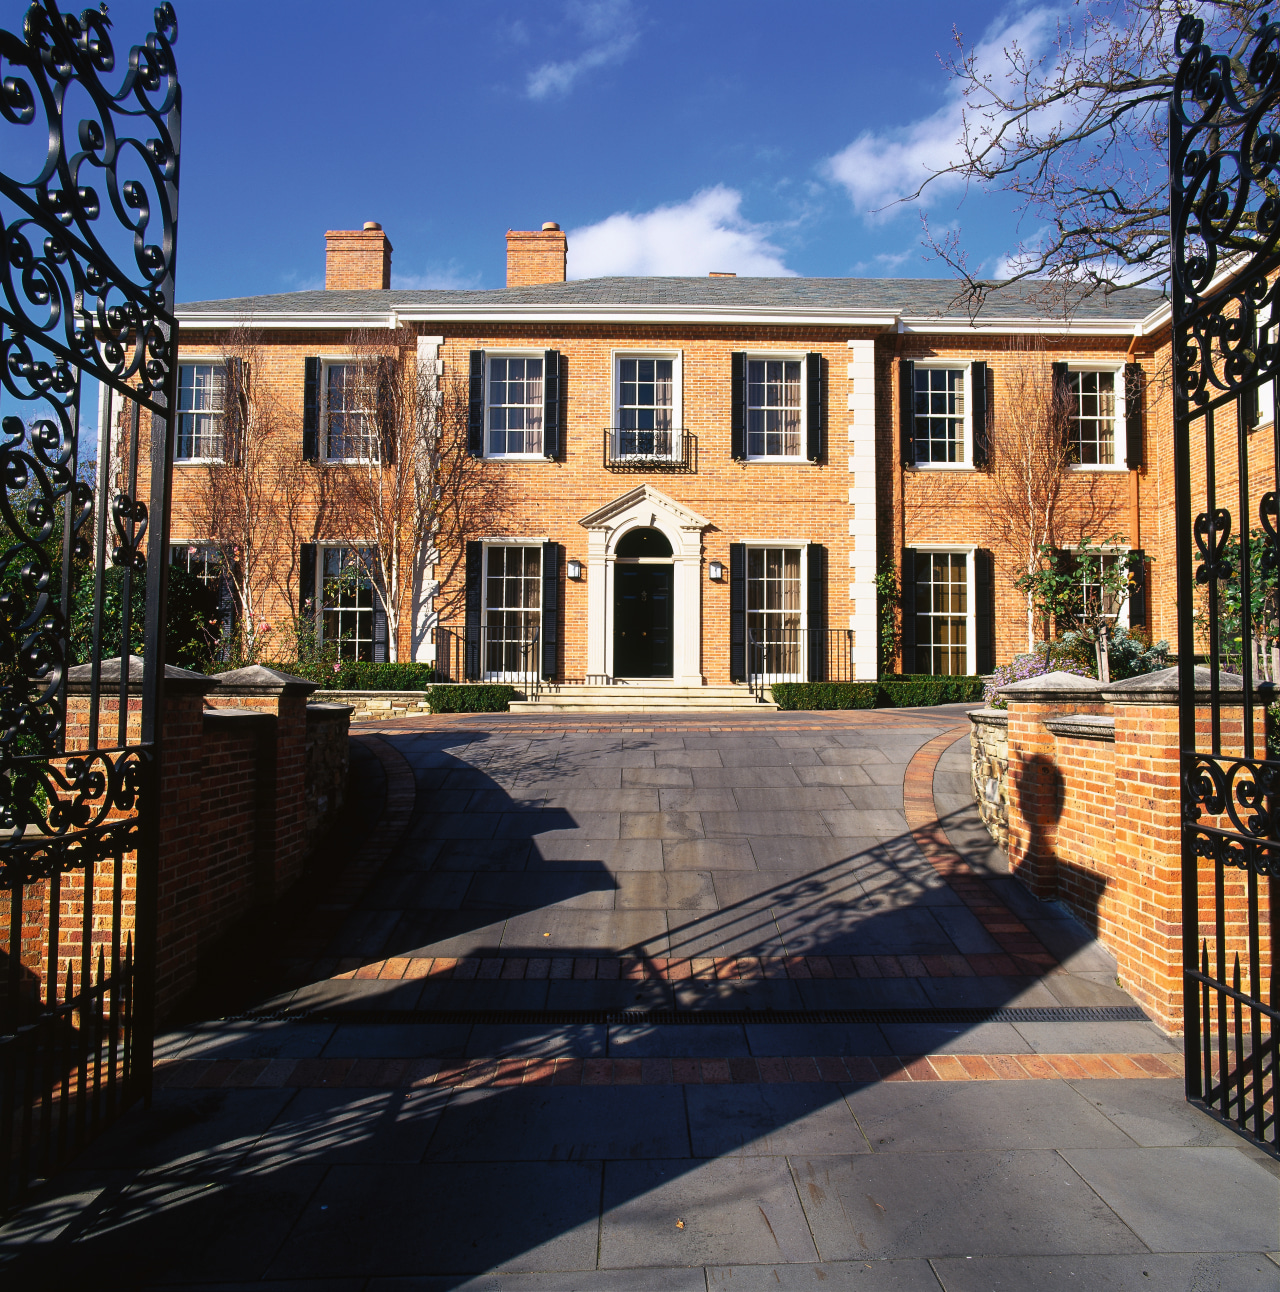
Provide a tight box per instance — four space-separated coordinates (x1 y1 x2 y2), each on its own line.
747 359 802 457
485 546 541 675
488 357 544 456
1068 371 1116 465
914 552 969 675
1079 552 1124 623
176 364 225 460
618 358 674 457
325 363 377 461
322 546 376 660
747 547 802 676
913 368 966 464
170 542 223 586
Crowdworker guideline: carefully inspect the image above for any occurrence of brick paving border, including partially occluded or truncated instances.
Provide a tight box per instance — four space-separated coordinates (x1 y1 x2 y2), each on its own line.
154 1051 1183 1090
902 726 1060 974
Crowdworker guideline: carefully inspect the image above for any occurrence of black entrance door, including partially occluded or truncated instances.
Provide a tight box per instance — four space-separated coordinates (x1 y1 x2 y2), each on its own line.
614 565 673 677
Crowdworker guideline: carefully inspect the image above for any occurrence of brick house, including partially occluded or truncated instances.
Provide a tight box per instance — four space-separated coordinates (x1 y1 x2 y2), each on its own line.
145 221 1179 692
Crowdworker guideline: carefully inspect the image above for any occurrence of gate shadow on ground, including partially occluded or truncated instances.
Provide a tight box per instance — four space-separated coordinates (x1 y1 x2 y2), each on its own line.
1 724 1168 1287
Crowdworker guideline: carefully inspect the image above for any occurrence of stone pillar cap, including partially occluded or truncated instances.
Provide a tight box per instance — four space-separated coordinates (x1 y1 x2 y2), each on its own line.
995 670 1105 703
212 664 319 696
67 655 217 695
1101 664 1245 705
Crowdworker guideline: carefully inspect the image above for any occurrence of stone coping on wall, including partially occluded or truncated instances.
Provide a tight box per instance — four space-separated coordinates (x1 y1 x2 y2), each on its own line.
202 707 276 728
212 664 318 696
66 654 216 695
995 670 1106 704
307 702 356 719
1100 664 1244 705
1043 713 1116 742
968 707 1008 729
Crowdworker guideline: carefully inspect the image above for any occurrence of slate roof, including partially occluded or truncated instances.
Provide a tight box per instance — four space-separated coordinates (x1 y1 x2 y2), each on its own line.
177 275 1167 321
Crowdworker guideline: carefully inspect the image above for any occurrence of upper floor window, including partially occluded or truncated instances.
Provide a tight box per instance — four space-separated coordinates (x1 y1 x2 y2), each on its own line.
747 359 802 458
176 363 225 461
617 356 675 457
325 362 378 462
488 356 544 456
913 366 967 465
1068 370 1118 466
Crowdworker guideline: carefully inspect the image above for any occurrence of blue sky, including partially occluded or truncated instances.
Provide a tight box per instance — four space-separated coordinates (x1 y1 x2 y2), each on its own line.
92 0 1043 301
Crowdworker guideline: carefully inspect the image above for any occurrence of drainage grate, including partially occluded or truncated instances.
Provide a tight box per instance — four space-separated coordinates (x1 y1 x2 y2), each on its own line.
224 1005 1150 1027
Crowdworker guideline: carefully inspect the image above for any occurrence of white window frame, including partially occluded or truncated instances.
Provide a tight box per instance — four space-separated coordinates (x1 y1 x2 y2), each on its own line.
911 361 972 470
319 357 380 465
174 358 227 465
481 540 544 681
744 351 808 463
316 543 379 658
1066 363 1127 473
611 350 683 461
909 544 977 675
483 349 551 461
1060 542 1133 630
743 541 808 682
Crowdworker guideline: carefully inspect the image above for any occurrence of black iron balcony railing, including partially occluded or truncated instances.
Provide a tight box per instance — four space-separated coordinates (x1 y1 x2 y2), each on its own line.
602 428 696 472
747 626 862 699
432 623 542 697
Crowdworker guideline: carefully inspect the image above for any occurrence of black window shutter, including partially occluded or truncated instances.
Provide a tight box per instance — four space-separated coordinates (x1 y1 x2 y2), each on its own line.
730 352 746 460
1127 549 1147 627
729 543 747 681
468 350 486 457
300 543 317 620
899 548 917 674
540 542 559 679
222 358 246 465
217 567 237 657
377 359 396 465
807 542 828 681
1124 362 1144 468
970 361 989 468
806 352 824 462
974 548 995 673
465 540 483 679
303 357 320 461
372 589 388 663
899 359 916 466
1052 362 1074 460
543 350 560 459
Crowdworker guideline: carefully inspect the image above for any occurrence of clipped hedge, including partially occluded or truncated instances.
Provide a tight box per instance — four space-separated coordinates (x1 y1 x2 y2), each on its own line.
771 675 984 711
215 660 439 690
424 683 516 713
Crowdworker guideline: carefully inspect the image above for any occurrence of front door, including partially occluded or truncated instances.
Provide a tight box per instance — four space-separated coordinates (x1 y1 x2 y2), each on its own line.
614 565 673 677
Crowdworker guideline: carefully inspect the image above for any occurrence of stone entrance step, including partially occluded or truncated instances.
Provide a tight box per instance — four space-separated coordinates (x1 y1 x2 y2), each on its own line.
509 684 776 713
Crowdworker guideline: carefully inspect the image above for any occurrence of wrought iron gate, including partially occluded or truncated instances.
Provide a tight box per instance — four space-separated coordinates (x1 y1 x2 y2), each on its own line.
0 2 181 1206
1171 15 1278 1155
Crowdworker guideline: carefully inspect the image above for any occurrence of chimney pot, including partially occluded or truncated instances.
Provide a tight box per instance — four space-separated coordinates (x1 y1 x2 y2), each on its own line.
708 271 736 277
325 225 393 290
506 224 568 288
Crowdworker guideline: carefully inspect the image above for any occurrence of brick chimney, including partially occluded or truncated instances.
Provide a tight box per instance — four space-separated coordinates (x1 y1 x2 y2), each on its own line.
325 222 393 290
506 222 567 288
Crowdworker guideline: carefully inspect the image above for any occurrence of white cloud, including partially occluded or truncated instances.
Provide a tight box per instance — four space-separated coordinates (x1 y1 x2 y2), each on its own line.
527 0 640 100
392 262 484 290
825 5 1067 222
567 186 796 278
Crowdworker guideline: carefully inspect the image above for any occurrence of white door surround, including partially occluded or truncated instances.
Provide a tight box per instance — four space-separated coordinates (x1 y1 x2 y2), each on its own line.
579 484 710 685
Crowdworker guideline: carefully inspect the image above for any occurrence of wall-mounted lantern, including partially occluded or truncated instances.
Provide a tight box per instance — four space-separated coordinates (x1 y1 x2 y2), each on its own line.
567 558 584 580
708 560 724 582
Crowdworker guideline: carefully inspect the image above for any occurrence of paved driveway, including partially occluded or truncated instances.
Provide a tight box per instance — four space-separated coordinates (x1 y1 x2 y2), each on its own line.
3 707 1276 1289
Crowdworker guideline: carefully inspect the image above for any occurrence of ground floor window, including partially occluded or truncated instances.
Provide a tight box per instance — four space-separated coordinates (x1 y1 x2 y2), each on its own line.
485 544 541 675
321 546 377 660
913 551 969 675
747 546 802 676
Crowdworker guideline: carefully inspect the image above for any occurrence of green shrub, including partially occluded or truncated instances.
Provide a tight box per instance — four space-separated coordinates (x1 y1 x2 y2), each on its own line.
425 683 515 713
771 682 878 710
771 676 984 710
210 660 438 690
876 675 985 706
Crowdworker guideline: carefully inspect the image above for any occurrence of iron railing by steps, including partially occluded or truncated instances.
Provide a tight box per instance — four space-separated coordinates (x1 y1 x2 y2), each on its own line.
747 627 862 700
432 624 542 699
